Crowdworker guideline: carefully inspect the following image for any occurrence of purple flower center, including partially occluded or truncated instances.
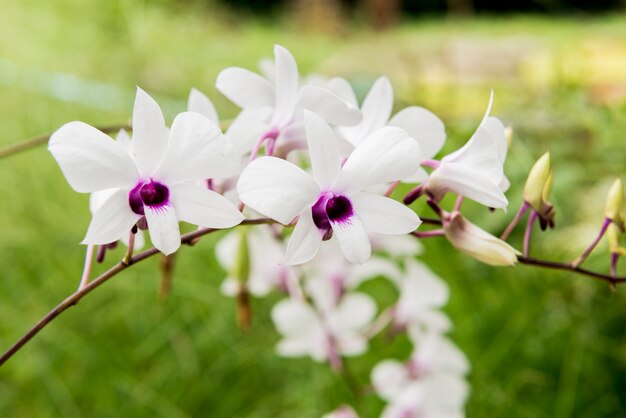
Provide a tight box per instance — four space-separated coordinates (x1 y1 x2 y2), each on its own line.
129 180 170 215
312 193 353 233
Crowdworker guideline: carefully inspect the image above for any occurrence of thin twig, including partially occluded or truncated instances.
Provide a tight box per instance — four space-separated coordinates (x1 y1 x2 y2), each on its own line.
0 124 130 160
0 218 275 367
517 256 626 286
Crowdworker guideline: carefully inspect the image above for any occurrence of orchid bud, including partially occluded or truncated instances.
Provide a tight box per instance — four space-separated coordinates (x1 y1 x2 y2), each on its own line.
604 178 623 223
523 152 551 211
443 212 520 266
607 223 622 254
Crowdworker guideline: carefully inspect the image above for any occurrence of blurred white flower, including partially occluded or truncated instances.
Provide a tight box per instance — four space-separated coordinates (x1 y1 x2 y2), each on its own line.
50 88 243 255
238 111 421 264
216 225 297 298
216 45 362 156
271 293 376 367
322 405 359 418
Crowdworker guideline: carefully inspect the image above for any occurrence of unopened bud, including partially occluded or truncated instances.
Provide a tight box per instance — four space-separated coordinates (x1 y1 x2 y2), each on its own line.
443 212 520 266
604 178 623 223
607 223 622 254
523 152 551 211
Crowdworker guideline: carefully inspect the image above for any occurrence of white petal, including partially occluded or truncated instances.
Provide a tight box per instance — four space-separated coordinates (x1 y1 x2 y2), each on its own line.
351 192 421 234
49 122 139 193
121 229 145 250
371 360 410 401
336 127 421 194
115 129 133 153
325 77 358 107
427 162 508 208
157 112 240 183
284 208 323 265
297 85 362 126
170 183 243 228
388 106 446 160
304 111 341 189
341 76 393 147
237 157 319 224
346 256 403 288
82 188 141 245
131 88 169 176
215 67 273 109
145 204 181 255
220 277 239 297
215 231 238 271
333 292 377 330
271 299 319 337
188 88 219 125
272 45 299 126
225 107 273 153
404 260 449 308
331 216 372 264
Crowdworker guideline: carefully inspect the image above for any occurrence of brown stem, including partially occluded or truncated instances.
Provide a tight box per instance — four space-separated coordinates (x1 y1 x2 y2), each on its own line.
158 254 176 301
0 124 130 160
0 218 275 367
517 256 626 286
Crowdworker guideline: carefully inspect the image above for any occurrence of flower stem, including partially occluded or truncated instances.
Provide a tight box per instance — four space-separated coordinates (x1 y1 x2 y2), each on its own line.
158 254 176 301
412 229 445 238
77 245 95 291
572 217 612 268
523 210 538 257
501 202 529 240
384 180 400 197
122 231 136 266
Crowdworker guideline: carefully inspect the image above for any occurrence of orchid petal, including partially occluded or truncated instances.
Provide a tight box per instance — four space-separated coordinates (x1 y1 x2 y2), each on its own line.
215 67 273 109
157 112 239 183
188 88 219 125
371 360 410 402
336 127 421 194
351 192 421 234
145 204 181 255
304 111 341 189
325 77 358 107
298 85 362 126
331 216 372 264
49 122 139 193
170 183 243 229
131 88 169 176
272 45 299 126
225 107 273 153
82 188 141 245
284 208 323 265
237 157 319 224
334 293 377 330
115 129 133 153
388 106 446 160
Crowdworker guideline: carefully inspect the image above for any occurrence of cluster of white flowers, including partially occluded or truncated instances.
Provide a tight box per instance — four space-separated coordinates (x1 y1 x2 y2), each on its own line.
49 44 519 417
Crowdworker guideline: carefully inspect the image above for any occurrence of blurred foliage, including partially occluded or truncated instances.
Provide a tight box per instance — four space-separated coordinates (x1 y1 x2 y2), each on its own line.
2 0 626 417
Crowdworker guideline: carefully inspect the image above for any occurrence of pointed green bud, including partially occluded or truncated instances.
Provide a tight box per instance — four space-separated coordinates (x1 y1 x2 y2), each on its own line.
523 152 551 211
607 223 622 254
605 178 623 223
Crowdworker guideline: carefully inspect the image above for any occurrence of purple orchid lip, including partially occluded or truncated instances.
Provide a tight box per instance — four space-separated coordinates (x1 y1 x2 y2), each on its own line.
312 192 354 234
129 179 170 215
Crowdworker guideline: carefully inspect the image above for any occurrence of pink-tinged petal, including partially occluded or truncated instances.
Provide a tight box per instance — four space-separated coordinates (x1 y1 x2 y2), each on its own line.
272 45 299 127
215 67 274 109
336 127 421 194
325 77 358 108
331 216 371 264
341 76 393 147
237 157 319 224
427 162 508 208
157 112 239 183
170 183 243 228
132 88 169 176
49 121 139 193
297 85 362 126
225 107 273 153
284 208 323 265
304 111 341 189
371 360 411 402
145 204 181 255
388 106 446 160
82 188 141 245
351 192 421 234
188 88 219 125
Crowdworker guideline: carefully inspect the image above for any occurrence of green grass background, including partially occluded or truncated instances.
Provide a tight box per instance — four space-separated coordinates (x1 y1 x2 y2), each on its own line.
1 0 626 416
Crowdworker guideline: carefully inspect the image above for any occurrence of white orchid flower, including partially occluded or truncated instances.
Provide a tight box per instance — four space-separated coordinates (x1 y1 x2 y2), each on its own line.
237 111 422 265
216 225 297 297
393 260 451 333
271 292 376 365
216 45 362 156
49 88 244 255
332 76 446 182
420 92 509 208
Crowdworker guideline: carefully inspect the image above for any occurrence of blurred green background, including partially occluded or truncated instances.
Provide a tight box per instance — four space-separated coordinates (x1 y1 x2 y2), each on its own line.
2 0 626 416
